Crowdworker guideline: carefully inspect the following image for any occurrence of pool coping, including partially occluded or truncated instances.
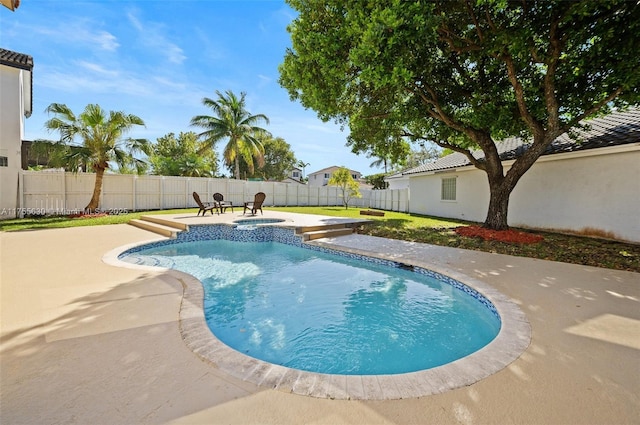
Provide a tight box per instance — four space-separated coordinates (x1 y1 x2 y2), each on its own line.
103 228 531 401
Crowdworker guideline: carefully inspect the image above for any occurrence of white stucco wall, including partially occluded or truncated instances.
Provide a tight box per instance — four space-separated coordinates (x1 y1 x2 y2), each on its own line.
308 167 363 187
509 146 640 242
307 173 329 187
408 145 640 242
409 169 489 223
0 65 26 218
386 176 410 190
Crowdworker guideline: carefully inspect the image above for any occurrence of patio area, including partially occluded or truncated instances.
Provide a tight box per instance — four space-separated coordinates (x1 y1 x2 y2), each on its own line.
1 210 639 424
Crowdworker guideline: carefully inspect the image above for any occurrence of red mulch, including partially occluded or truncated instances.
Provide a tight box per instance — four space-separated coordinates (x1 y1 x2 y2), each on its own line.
455 225 544 244
68 212 108 219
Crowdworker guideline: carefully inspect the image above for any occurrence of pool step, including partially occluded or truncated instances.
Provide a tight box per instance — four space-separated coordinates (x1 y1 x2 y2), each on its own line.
128 216 354 240
138 215 189 231
128 215 187 238
301 227 354 241
296 223 353 234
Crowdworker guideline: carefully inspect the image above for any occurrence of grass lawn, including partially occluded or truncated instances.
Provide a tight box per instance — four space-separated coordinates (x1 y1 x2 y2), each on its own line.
0 209 190 232
1 206 638 272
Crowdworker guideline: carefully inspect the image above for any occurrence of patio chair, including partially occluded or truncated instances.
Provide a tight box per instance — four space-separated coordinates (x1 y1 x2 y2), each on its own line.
213 192 234 213
193 192 218 216
243 192 266 215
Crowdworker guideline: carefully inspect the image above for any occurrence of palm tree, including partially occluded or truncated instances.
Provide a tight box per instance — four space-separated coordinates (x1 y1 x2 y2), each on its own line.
368 155 390 173
44 103 150 212
191 90 269 179
296 160 310 180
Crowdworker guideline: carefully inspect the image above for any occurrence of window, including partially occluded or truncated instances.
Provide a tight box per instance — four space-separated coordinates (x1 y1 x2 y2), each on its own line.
292 171 300 178
441 177 457 201
351 174 358 180
0 156 8 167
324 173 330 178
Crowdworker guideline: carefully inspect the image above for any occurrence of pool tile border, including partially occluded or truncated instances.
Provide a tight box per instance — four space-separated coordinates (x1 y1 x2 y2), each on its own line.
105 224 531 400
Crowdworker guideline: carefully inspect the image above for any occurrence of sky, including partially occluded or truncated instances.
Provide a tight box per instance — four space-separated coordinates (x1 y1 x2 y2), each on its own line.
0 0 384 176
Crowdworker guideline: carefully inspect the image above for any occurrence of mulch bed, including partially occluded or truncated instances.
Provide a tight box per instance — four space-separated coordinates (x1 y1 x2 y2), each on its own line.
455 225 544 244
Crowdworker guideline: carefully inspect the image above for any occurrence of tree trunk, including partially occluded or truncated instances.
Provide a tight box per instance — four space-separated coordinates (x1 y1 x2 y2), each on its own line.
483 183 511 230
85 167 105 213
481 133 554 230
234 156 240 180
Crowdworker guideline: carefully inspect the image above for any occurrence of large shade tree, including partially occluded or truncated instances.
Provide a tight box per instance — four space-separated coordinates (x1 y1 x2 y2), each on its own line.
191 90 270 180
280 0 640 229
149 131 219 177
238 135 297 181
405 144 441 169
44 103 150 212
367 139 411 173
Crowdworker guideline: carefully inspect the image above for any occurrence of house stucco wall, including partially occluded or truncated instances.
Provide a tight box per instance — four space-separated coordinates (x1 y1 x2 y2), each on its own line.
509 147 640 242
386 176 409 190
409 169 489 223
307 166 362 187
0 65 26 217
408 145 640 243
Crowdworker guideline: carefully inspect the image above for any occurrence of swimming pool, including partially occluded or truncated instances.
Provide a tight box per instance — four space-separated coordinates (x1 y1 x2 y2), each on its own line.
111 222 531 399
121 238 500 375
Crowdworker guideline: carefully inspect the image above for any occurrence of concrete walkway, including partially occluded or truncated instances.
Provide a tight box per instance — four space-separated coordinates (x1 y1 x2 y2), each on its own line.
1 211 639 424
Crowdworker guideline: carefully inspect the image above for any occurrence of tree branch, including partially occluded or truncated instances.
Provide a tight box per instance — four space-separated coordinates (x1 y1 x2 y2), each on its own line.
543 14 563 136
501 53 545 137
465 0 484 42
410 84 468 134
404 132 486 171
565 87 625 131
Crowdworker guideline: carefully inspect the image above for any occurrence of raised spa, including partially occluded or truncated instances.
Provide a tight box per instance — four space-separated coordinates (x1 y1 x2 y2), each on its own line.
234 218 286 226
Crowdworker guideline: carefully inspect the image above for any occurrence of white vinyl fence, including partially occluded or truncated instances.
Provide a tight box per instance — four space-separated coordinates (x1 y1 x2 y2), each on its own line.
17 170 409 216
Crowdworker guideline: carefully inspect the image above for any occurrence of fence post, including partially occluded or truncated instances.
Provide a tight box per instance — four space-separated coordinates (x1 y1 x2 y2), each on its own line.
186 178 190 208
18 170 24 218
160 176 165 210
61 170 67 214
132 175 137 212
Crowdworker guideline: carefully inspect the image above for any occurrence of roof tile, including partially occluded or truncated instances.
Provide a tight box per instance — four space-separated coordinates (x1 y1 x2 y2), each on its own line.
404 108 640 175
0 47 34 70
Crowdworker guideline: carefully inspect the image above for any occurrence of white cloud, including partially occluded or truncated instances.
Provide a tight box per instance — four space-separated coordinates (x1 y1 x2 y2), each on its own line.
92 31 119 52
28 21 119 52
257 74 272 88
166 44 187 65
38 67 150 98
126 10 186 65
74 61 119 77
152 76 186 91
126 11 144 32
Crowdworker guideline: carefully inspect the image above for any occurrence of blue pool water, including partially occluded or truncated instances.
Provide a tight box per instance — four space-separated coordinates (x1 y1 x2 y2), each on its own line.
122 239 500 375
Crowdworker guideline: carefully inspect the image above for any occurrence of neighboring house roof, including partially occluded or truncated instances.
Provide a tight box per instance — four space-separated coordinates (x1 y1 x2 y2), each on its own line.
0 47 33 117
309 165 362 176
402 108 640 176
384 170 407 180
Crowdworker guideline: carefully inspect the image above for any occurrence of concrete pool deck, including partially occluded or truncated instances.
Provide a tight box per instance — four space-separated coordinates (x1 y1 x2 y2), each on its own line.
1 210 639 424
